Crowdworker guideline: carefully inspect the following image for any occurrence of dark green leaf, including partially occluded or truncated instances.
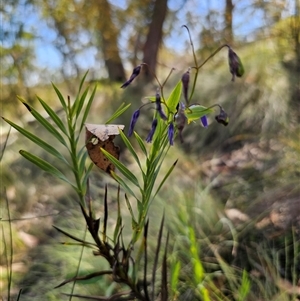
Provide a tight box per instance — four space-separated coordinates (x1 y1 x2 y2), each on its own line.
125 194 138 229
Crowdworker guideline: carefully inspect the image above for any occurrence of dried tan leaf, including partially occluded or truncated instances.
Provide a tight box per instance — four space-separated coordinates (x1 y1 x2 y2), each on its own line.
85 124 125 174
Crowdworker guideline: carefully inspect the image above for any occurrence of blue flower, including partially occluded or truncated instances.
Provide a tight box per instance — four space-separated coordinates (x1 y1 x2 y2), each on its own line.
228 48 244 82
121 65 142 88
155 91 167 120
200 115 208 128
168 123 174 145
146 119 158 143
181 68 190 103
128 109 140 136
215 108 229 126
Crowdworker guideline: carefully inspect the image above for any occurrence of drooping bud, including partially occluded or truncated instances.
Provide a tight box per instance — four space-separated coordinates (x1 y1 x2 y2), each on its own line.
146 119 158 143
200 115 208 128
181 68 190 103
128 109 140 136
155 90 167 120
121 65 142 88
228 47 244 82
215 107 229 126
168 122 174 146
175 102 187 143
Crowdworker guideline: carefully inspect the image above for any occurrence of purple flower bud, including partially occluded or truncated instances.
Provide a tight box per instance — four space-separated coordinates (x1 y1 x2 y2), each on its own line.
121 65 142 88
200 115 208 128
155 91 167 120
181 68 190 103
215 108 229 126
146 119 158 143
128 109 140 136
228 48 244 82
168 123 174 146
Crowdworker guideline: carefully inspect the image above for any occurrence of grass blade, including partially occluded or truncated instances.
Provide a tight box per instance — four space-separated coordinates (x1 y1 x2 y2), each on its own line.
161 232 169 301
143 220 150 301
152 214 164 300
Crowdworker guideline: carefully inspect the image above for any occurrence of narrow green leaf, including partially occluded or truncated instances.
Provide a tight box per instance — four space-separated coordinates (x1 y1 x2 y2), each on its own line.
105 103 131 124
166 80 182 114
81 163 94 196
113 186 122 244
74 86 89 119
78 70 89 94
37 96 68 136
170 261 181 293
101 148 140 188
3 118 68 164
119 130 144 174
52 83 67 110
19 150 74 188
154 159 178 199
18 97 68 147
133 131 148 156
79 84 97 132
110 171 139 200
78 149 89 175
125 194 138 230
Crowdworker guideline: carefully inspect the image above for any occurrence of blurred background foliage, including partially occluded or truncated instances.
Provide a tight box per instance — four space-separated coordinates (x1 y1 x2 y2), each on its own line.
1 0 300 300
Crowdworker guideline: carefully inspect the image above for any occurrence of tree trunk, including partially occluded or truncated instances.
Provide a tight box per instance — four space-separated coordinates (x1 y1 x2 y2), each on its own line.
142 0 168 80
224 0 234 44
96 0 126 82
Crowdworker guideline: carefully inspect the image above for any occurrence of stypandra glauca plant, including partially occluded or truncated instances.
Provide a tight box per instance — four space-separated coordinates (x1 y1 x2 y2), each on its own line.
3 25 244 300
